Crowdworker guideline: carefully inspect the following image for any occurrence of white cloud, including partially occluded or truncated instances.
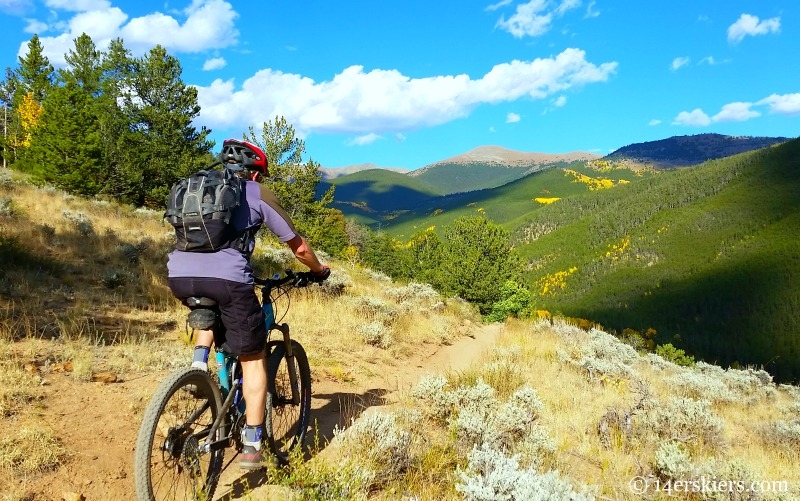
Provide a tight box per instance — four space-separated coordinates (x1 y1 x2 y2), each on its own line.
203 57 226 71
44 0 110 10
757 93 800 115
18 0 239 66
0 0 33 15
671 57 690 71
348 133 382 146
496 0 582 38
727 13 780 44
712 102 760 122
485 0 512 12
497 0 552 38
648 119 661 126
506 112 521 123
195 48 618 135
553 95 567 107
585 0 599 18
672 109 712 126
395 133 406 142
698 56 716 65
24 18 49 33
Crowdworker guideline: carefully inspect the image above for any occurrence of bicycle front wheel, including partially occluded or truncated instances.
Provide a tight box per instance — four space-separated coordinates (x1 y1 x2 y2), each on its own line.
266 340 312 464
134 367 224 501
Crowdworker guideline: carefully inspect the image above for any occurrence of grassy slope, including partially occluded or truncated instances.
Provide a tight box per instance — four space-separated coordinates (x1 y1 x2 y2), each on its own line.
382 162 648 240
411 162 533 195
514 139 800 381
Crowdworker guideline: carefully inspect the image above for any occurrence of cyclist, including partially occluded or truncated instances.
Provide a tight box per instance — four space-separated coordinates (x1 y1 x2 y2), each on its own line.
166 138 330 469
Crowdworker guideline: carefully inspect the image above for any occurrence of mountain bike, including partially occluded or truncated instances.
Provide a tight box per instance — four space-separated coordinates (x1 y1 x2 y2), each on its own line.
133 270 314 501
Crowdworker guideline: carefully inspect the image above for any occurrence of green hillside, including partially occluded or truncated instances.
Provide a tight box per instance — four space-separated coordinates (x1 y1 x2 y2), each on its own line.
383 161 649 239
410 162 534 195
513 139 800 381
319 168 442 222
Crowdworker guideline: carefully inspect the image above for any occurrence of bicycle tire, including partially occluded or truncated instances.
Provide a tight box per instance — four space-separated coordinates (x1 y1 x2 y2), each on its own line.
134 367 225 501
266 340 312 464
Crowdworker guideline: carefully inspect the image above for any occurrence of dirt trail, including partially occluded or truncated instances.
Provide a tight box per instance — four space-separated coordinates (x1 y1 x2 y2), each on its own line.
3 324 502 501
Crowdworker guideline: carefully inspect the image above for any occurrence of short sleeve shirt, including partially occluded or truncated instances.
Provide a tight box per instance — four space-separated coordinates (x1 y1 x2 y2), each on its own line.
166 180 297 284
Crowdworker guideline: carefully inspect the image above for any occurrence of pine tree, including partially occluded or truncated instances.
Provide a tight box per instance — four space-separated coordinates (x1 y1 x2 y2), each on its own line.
245 117 346 254
109 45 212 206
23 34 105 194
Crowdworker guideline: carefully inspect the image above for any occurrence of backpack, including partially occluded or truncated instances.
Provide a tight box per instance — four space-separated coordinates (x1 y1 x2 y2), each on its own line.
164 167 244 252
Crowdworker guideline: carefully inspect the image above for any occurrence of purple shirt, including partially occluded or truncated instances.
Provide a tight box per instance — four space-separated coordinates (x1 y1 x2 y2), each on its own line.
167 180 297 284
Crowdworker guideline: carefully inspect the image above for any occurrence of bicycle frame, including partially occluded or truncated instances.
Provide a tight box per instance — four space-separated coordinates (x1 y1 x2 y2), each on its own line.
198 273 303 454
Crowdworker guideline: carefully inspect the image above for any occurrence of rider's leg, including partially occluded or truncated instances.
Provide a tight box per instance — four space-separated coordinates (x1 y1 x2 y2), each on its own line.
240 352 267 425
191 329 214 370
239 352 267 469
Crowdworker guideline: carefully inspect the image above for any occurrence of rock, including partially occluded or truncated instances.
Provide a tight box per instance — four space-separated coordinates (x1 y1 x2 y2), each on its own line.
91 372 118 383
62 493 85 501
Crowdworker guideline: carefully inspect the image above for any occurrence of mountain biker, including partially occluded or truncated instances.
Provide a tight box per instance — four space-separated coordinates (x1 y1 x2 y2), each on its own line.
166 138 330 469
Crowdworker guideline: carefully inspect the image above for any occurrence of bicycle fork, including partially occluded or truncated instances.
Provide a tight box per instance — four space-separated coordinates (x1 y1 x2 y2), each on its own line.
272 323 301 406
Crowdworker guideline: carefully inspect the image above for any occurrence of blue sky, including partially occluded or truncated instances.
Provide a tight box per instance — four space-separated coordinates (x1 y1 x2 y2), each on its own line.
1 0 798 170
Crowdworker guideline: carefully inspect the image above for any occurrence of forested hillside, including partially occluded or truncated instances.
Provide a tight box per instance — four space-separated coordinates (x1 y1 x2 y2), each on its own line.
514 139 799 381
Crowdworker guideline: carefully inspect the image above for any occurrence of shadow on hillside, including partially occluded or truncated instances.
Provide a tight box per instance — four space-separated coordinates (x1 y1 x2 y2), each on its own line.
320 180 438 212
215 388 389 500
587 249 800 383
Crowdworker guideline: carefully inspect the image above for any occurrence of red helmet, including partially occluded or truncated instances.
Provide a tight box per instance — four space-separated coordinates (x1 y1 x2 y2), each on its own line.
218 139 269 176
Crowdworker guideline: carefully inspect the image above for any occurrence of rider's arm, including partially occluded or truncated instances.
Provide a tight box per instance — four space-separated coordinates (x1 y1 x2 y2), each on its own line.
286 235 327 275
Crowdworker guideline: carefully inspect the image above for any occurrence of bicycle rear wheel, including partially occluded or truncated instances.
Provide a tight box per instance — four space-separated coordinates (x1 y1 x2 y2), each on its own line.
134 367 224 501
266 340 312 464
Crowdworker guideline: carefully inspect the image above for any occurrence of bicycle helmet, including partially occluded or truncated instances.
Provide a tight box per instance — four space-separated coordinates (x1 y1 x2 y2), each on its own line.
218 139 269 176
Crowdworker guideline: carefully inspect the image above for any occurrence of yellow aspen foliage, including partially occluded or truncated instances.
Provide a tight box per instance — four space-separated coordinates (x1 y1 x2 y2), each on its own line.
563 169 618 191
17 92 44 147
534 197 561 204
535 266 578 296
342 245 360 266
604 235 631 261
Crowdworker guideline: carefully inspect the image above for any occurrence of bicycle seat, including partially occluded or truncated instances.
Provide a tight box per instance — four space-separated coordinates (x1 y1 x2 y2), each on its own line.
184 296 218 308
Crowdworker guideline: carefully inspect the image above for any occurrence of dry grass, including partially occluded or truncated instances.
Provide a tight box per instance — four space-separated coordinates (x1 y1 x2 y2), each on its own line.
0 424 68 475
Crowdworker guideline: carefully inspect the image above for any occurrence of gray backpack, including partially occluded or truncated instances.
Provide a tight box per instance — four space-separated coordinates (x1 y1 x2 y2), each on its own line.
164 167 243 252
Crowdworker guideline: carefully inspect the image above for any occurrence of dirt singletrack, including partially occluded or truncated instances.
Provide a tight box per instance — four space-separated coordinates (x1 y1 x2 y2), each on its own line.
3 324 503 501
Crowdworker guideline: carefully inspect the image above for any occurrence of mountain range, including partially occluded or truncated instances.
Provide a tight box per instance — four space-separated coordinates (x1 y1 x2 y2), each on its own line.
318 133 793 224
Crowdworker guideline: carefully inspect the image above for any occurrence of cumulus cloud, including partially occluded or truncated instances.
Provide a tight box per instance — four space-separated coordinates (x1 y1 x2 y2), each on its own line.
496 0 581 38
672 109 712 126
24 18 49 33
727 13 780 44
757 93 800 115
673 92 799 127
348 133 382 146
671 57 690 71
203 57 227 71
506 112 521 123
17 0 239 66
553 95 567 107
712 102 760 122
648 119 661 126
195 47 617 135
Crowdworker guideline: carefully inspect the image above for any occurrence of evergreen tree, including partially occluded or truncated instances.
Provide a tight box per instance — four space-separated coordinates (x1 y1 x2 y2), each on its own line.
23 34 104 194
245 117 346 254
0 68 18 166
438 216 522 313
110 45 212 206
11 35 54 164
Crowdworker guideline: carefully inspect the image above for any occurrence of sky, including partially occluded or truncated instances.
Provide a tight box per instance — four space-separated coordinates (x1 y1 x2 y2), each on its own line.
0 0 798 170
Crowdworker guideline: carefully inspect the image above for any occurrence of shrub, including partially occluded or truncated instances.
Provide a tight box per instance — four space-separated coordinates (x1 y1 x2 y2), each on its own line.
358 322 393 349
335 411 413 488
455 443 594 501
655 343 695 367
0 197 14 216
485 280 533 323
637 398 724 448
61 210 94 236
654 441 695 480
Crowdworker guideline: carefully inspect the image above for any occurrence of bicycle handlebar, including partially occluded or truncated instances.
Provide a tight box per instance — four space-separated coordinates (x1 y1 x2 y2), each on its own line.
253 269 322 291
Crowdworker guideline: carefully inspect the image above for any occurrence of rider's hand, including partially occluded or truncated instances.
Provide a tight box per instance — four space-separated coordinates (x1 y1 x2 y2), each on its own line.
310 266 331 283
